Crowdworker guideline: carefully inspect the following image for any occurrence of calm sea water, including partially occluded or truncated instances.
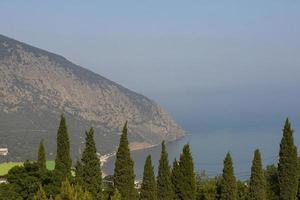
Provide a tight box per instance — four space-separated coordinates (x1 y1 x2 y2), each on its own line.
103 127 299 180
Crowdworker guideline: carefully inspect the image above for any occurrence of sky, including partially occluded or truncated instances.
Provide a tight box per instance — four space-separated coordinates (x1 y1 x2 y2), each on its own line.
1 1 300 132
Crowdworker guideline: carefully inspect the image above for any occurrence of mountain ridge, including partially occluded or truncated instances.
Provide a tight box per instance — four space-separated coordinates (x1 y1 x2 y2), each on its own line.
0 34 184 161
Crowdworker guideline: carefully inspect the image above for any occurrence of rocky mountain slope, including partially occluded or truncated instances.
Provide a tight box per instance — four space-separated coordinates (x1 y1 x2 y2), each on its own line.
0 34 184 161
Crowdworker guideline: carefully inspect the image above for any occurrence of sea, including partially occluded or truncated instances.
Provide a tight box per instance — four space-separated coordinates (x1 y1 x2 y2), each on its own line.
103 127 300 180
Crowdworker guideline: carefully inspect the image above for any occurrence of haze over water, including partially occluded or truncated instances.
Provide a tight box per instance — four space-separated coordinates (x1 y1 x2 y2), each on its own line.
104 124 300 180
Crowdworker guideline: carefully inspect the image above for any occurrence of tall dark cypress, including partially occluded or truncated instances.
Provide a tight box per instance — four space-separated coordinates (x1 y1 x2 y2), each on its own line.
157 141 174 200
219 152 237 200
177 144 196 200
81 128 102 200
171 159 181 200
278 118 298 200
114 122 137 200
248 149 266 200
54 115 72 179
37 140 46 171
140 155 157 200
75 160 84 186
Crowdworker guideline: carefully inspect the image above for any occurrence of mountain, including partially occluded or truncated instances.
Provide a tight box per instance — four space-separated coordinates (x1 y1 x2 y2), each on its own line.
0 34 184 161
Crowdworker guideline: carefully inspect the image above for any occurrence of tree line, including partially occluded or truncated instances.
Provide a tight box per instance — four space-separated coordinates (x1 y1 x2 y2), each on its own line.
0 116 299 200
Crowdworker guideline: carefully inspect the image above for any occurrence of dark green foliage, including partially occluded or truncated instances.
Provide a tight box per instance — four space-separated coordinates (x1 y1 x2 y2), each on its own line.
140 155 157 200
55 179 92 200
196 172 217 200
172 159 181 200
34 185 48 200
278 119 298 200
237 181 247 200
172 145 196 200
265 165 280 200
219 153 237 200
297 157 300 200
111 189 122 200
38 140 47 171
75 160 84 185
81 128 102 200
113 122 137 200
0 183 22 200
177 144 196 200
54 115 72 180
157 141 174 200
6 161 60 199
248 149 266 200
6 161 41 199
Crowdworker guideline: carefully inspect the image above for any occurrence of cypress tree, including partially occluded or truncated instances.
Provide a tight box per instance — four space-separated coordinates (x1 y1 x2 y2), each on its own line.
37 140 46 171
278 118 298 200
113 122 137 200
81 128 102 200
171 159 181 200
140 155 157 200
157 141 174 200
248 149 266 200
54 115 72 179
219 152 237 200
177 144 196 200
75 160 84 185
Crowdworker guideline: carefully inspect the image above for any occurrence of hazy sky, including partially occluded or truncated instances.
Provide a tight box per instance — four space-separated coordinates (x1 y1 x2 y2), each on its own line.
1 1 300 132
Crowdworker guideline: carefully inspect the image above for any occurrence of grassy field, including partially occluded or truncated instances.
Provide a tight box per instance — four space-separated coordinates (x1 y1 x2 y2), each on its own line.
0 160 55 176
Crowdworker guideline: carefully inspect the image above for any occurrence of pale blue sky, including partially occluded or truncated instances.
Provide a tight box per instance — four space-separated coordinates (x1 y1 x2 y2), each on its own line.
1 1 300 131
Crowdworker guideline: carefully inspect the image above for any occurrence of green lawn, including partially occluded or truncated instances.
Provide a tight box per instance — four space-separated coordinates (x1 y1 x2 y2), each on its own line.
0 160 55 176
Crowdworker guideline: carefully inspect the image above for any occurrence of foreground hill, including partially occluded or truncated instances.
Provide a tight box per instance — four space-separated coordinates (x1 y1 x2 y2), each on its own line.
0 34 184 161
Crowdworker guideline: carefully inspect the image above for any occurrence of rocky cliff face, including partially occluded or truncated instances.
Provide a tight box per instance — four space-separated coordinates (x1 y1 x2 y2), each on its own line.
0 34 184 161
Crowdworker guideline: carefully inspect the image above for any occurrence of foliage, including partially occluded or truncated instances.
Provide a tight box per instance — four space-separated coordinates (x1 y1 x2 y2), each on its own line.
54 115 72 180
81 128 102 200
54 179 92 200
172 159 181 200
247 149 266 200
0 183 22 200
219 153 237 200
196 172 217 200
34 185 48 200
113 122 137 200
111 189 122 200
38 140 47 171
278 119 298 200
265 165 279 200
157 141 174 200
140 155 157 200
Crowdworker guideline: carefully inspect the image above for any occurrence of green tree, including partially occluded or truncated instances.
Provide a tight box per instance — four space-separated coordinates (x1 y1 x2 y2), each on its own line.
172 159 181 200
81 128 102 200
219 153 237 200
37 140 47 171
157 141 174 200
140 155 157 200
177 144 196 200
113 122 137 200
237 181 247 200
34 185 48 200
55 179 92 200
196 172 217 200
75 160 84 185
278 118 298 200
54 115 72 179
248 149 266 200
265 165 279 200
111 189 122 200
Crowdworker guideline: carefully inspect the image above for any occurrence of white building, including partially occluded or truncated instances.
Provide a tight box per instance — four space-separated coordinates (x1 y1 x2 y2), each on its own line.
0 148 8 156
